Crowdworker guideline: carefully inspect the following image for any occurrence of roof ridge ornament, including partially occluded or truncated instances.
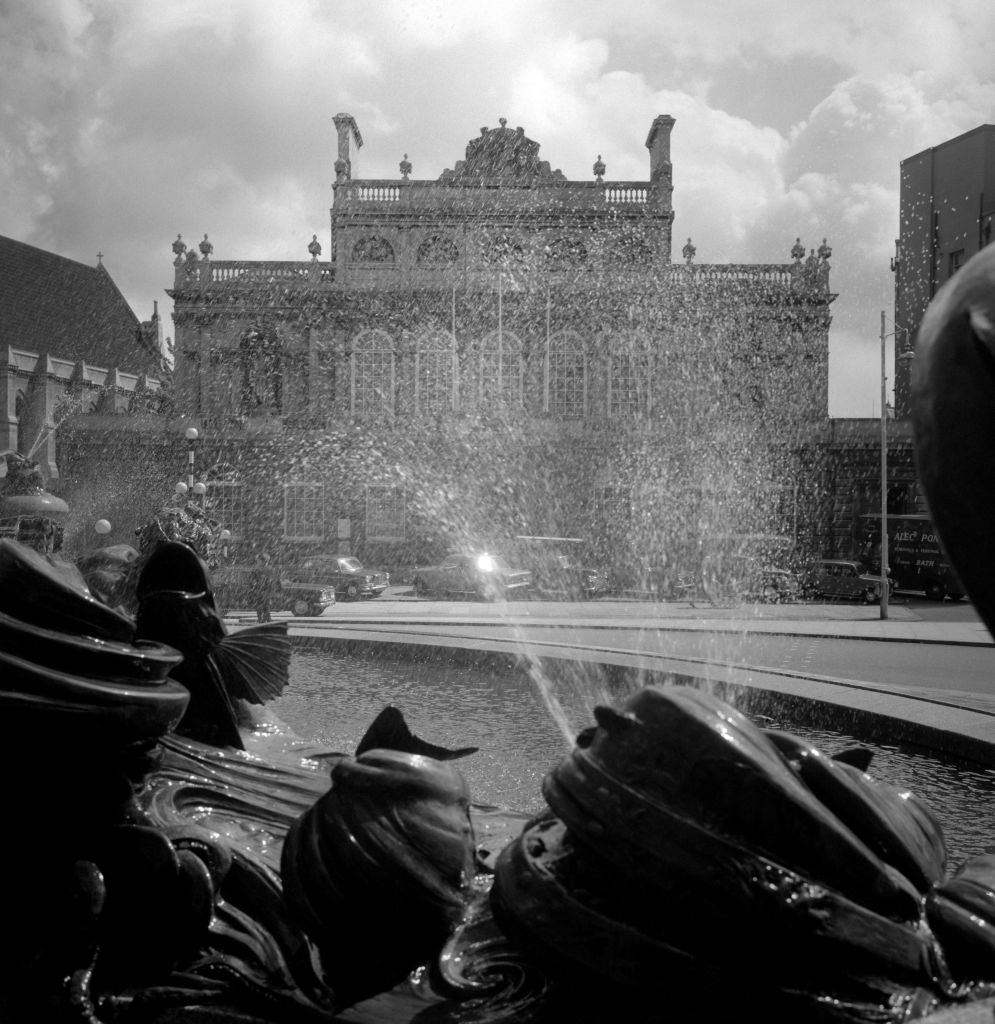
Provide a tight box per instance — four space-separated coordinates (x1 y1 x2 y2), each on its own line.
438 119 565 183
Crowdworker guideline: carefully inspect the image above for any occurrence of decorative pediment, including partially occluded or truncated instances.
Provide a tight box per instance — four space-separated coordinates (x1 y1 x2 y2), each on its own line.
438 118 565 184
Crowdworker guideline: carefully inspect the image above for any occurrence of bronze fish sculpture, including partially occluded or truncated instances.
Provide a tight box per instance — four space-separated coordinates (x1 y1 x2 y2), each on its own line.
0 538 187 745
281 747 477 1007
491 685 979 1022
912 241 995 635
134 541 291 749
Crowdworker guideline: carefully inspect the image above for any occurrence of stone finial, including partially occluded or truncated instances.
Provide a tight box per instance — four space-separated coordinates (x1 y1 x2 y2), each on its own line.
96 251 103 266
791 237 805 262
199 234 213 259
682 237 696 264
593 154 606 182
308 234 322 259
399 153 412 180
184 248 199 264
499 117 507 128
817 237 832 261
172 234 187 262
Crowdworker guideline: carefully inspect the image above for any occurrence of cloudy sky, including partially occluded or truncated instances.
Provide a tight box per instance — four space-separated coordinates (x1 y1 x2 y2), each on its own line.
2 0 993 416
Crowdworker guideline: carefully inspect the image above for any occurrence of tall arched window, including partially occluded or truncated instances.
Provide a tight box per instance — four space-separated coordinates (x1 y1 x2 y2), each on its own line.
474 329 523 408
351 329 395 419
205 462 245 541
608 335 652 417
414 329 456 414
545 331 586 418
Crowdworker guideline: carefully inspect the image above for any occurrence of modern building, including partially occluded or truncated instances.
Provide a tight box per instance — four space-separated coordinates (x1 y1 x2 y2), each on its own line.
166 113 840 580
893 125 995 417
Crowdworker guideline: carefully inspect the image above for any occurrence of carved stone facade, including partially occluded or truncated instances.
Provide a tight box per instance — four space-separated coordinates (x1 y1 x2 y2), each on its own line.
168 114 837 577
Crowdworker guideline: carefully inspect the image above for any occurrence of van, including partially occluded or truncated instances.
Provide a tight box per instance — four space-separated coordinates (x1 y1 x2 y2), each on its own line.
859 513 964 601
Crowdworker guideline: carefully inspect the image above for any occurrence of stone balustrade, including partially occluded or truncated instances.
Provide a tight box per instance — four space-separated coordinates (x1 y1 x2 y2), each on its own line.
332 179 661 212
172 259 829 295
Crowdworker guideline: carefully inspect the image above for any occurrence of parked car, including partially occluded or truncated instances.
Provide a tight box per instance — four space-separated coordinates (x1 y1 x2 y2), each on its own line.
411 552 533 601
802 559 888 604
727 556 801 604
278 573 338 617
506 536 610 599
212 562 336 617
283 556 389 607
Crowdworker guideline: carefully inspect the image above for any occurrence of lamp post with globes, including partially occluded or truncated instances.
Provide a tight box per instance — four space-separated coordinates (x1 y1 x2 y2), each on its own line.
184 427 199 490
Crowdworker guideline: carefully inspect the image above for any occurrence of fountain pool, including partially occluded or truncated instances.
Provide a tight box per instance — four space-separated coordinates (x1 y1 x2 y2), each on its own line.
271 643 995 871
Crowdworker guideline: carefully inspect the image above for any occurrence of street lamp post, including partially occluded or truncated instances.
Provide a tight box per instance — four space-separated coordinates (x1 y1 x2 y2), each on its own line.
879 311 889 621
185 427 199 490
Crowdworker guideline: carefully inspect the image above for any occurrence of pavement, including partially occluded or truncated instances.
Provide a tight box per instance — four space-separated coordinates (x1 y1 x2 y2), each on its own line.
226 589 995 646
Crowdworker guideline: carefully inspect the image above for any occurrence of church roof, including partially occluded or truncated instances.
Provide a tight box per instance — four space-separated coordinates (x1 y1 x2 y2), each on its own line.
438 118 566 184
0 235 162 374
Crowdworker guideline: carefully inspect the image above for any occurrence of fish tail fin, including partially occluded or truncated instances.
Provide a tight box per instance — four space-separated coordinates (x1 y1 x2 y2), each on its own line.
357 705 478 760
207 623 291 705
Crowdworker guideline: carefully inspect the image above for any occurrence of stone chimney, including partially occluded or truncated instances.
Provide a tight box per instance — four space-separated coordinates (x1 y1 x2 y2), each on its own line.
333 113 364 183
645 115 675 184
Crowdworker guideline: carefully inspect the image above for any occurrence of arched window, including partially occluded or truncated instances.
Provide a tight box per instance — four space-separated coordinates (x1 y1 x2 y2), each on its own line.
239 328 283 415
473 330 523 408
351 329 395 419
414 329 456 414
609 232 654 266
544 237 588 266
545 331 586 418
416 235 459 266
608 335 652 417
351 236 395 264
484 234 525 267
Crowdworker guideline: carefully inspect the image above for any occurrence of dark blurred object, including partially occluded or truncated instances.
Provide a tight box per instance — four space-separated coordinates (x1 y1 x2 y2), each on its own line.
0 451 69 554
911 243 995 635
76 543 141 612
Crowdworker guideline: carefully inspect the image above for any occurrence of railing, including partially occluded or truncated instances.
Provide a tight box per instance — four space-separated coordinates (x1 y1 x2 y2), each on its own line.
174 260 334 289
333 179 660 210
173 259 829 295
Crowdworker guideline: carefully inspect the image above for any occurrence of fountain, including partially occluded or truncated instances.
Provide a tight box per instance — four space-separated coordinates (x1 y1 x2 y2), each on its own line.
3 248 995 1022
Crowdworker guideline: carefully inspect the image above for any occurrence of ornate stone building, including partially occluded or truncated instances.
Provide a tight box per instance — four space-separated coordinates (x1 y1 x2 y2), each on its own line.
169 113 836 579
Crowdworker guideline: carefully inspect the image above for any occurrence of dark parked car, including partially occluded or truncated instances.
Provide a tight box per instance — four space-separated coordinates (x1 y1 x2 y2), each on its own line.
286 556 389 604
721 556 800 604
802 559 888 604
412 552 533 601
212 563 336 617
506 536 610 599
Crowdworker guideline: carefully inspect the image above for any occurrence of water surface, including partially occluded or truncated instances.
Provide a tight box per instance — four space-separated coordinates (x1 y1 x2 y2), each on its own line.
272 645 995 869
